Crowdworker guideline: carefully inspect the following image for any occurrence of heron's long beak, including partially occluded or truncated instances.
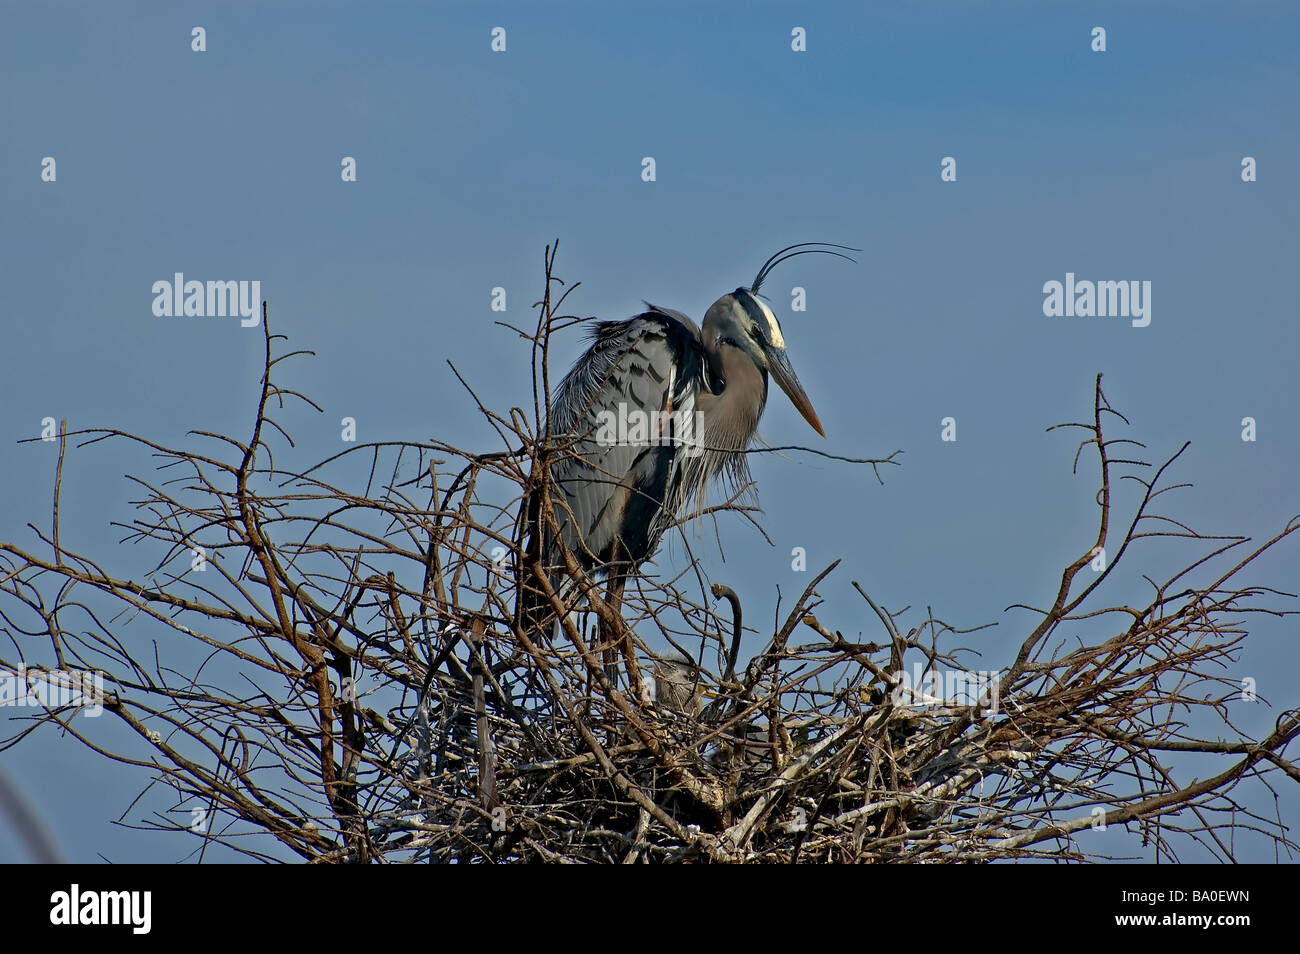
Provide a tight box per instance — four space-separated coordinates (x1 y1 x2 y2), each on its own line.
765 347 825 437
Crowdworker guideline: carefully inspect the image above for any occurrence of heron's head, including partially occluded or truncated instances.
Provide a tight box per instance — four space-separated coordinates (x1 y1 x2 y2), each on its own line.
700 243 857 438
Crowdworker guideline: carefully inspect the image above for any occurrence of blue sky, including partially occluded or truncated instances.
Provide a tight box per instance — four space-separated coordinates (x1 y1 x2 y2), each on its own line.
2 1 1298 862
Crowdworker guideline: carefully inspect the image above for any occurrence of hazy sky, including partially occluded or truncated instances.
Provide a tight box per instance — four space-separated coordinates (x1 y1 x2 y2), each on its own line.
2 1 1298 862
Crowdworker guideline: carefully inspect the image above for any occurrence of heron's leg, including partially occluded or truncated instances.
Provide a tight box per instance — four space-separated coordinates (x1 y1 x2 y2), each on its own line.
599 568 625 690
593 571 621 747
600 564 648 706
578 611 591 722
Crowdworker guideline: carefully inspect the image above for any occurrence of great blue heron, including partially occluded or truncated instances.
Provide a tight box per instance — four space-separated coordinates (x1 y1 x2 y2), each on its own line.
650 649 703 717
523 242 855 688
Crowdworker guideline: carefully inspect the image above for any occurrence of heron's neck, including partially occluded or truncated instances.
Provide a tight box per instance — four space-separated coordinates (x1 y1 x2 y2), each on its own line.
705 345 766 451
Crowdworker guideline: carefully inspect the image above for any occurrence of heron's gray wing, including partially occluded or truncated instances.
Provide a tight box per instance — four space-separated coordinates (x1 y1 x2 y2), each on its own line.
544 308 705 573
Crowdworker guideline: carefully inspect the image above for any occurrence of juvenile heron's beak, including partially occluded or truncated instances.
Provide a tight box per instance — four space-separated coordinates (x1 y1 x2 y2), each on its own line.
765 347 825 437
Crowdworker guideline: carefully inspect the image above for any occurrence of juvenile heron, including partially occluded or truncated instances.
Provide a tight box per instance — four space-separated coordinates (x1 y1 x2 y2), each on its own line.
524 243 855 684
